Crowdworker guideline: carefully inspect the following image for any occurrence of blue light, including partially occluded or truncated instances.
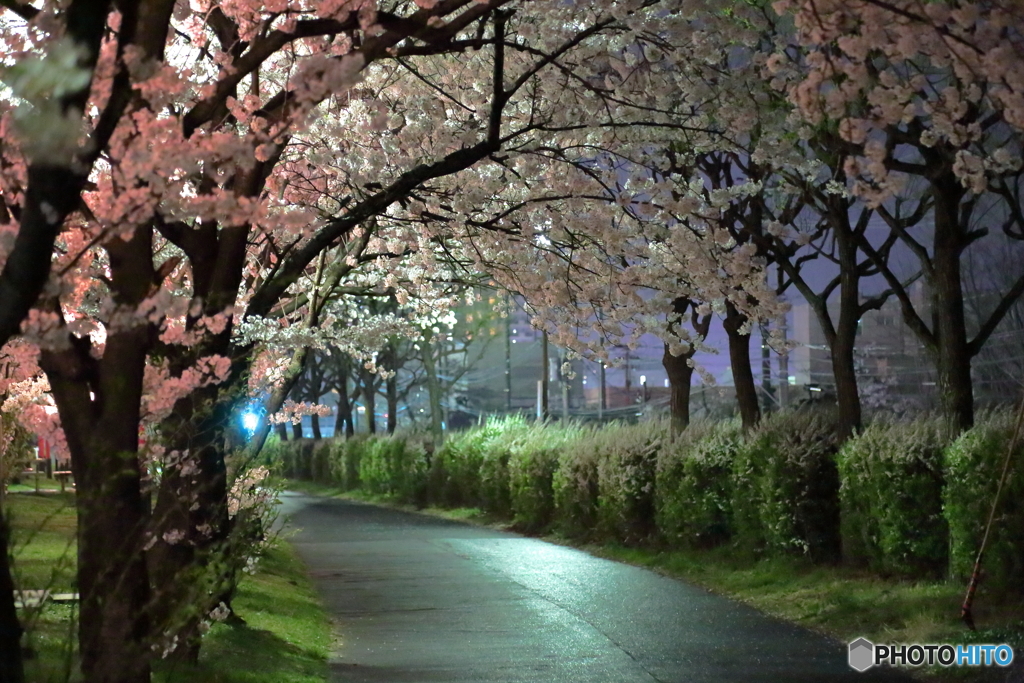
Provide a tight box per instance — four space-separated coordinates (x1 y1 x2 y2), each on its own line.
242 411 259 432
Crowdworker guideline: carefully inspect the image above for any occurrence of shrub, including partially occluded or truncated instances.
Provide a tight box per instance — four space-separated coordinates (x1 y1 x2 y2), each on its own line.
335 436 367 490
274 437 316 479
945 410 1024 589
310 439 333 483
257 434 287 474
656 420 741 549
837 416 949 577
731 408 842 563
353 435 425 502
508 422 582 533
593 421 664 545
553 426 601 540
429 426 489 507
391 434 430 506
477 417 530 517
357 436 389 494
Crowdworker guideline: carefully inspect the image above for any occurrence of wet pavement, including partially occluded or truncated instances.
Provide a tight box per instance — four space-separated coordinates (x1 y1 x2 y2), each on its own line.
281 492 910 683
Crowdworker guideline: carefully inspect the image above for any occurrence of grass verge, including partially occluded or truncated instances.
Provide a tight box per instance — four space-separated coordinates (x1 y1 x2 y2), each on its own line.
5 490 332 683
288 479 1024 683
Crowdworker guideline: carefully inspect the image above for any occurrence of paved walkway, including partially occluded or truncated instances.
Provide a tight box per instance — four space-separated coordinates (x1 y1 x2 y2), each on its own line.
281 492 909 683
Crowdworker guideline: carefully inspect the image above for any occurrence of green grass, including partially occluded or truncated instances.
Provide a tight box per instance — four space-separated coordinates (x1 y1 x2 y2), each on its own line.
7 490 78 594
290 478 1024 683
5 490 331 683
155 544 331 683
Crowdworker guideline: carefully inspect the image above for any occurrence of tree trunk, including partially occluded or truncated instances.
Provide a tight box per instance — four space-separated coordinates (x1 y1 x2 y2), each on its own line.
39 225 156 683
662 343 694 433
310 413 322 440
276 423 289 441
831 328 860 442
337 385 354 438
291 421 303 440
833 213 864 442
381 341 399 435
361 368 377 435
421 336 444 445
147 398 235 664
240 348 311 460
42 339 153 683
0 505 24 683
724 303 761 431
386 372 398 435
932 178 974 434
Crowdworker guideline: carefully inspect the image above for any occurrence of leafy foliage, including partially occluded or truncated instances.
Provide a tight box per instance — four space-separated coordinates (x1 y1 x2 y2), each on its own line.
656 420 741 549
837 416 949 577
731 409 842 562
945 410 1024 588
592 421 663 544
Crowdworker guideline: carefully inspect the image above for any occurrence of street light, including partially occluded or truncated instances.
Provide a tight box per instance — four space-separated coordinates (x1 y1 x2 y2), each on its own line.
242 411 259 432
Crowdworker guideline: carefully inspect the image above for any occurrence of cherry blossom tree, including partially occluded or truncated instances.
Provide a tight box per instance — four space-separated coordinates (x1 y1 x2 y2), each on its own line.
2 2 803 680
774 0 1024 432
0 1 521 679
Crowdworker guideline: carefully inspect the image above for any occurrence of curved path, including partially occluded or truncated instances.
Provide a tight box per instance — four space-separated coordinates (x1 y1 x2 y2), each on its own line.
281 492 908 683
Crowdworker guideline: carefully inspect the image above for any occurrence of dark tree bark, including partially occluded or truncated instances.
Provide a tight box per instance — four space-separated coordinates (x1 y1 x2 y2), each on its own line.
337 370 355 437
931 176 974 433
40 226 156 683
662 345 694 432
276 422 289 441
0 506 24 683
310 413 322 440
724 302 761 431
360 367 377 434
380 342 399 434
386 372 398 435
661 297 712 433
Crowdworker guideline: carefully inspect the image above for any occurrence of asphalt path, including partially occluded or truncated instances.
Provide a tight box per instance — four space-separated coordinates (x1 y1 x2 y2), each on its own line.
281 491 910 683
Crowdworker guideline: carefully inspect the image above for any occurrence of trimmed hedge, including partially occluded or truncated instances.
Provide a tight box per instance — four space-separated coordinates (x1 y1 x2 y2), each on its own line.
268 407 1022 589
945 410 1024 587
593 421 662 544
553 427 601 540
509 422 583 533
732 409 841 563
837 416 949 577
656 420 740 549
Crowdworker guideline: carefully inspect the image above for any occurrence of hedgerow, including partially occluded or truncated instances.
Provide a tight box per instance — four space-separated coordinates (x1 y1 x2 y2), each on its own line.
731 409 842 562
945 410 1024 588
837 416 949 577
269 408 1020 586
656 419 740 549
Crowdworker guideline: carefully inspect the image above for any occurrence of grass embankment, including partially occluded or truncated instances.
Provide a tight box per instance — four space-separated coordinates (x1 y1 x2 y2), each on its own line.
289 479 1024 683
5 488 332 683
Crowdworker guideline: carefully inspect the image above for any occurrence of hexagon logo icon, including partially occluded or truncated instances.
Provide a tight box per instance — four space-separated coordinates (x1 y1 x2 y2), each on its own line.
849 637 875 672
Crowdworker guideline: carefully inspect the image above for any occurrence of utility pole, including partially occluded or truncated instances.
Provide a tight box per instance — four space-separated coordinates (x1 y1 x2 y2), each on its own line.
760 321 773 413
624 349 632 400
777 269 789 409
540 329 549 420
505 294 512 412
561 356 569 420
